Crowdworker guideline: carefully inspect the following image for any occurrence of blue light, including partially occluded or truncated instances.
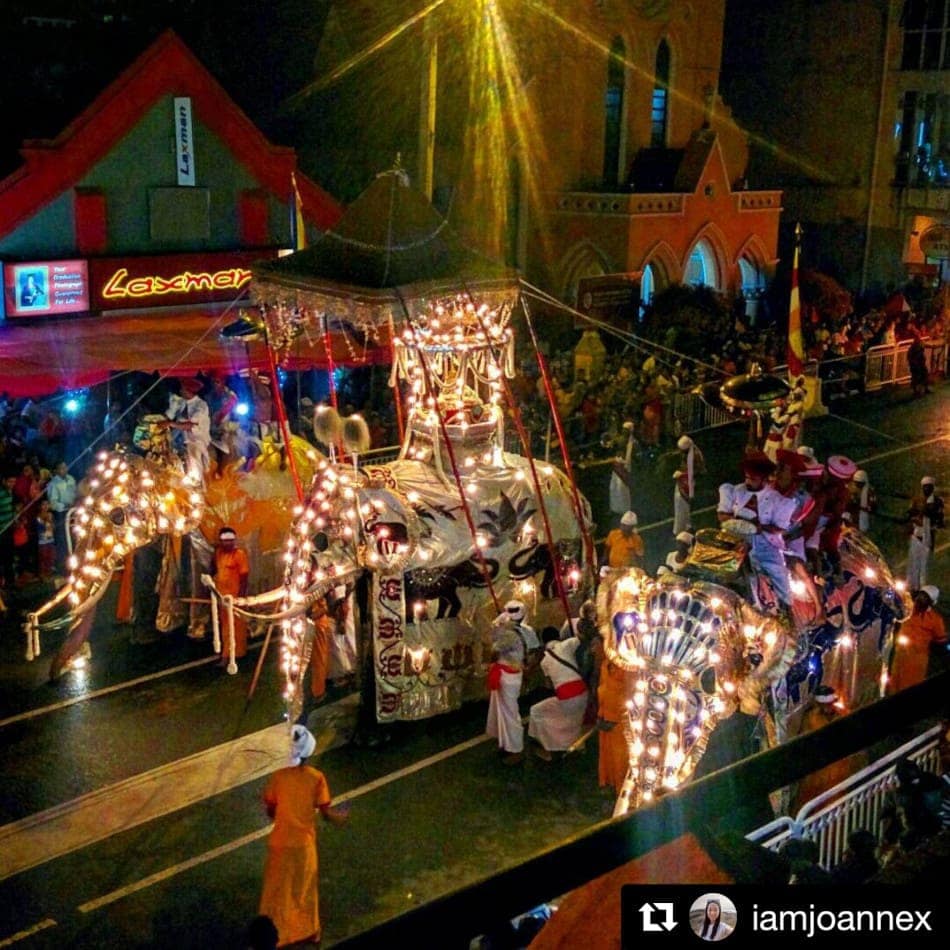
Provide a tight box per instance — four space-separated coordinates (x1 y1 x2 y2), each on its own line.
64 398 80 414
235 402 250 417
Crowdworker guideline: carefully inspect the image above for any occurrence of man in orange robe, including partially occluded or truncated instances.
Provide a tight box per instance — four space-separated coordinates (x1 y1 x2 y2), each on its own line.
260 725 349 947
889 585 947 694
213 526 249 662
309 597 332 705
603 511 644 569
597 654 632 793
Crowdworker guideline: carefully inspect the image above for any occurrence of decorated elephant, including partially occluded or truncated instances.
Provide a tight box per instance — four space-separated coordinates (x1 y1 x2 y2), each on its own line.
26 425 321 680
605 520 910 817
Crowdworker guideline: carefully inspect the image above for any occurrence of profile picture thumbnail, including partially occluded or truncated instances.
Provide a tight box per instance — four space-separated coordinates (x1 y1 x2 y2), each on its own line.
689 892 736 941
16 266 49 311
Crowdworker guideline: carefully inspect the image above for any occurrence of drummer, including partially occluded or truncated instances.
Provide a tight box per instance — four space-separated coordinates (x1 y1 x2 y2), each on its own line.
717 451 796 609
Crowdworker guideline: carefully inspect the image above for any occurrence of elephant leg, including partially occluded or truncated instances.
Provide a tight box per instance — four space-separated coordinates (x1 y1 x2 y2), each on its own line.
49 611 95 682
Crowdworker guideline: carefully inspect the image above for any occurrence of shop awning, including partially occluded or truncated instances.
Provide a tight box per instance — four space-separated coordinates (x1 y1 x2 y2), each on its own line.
0 307 392 397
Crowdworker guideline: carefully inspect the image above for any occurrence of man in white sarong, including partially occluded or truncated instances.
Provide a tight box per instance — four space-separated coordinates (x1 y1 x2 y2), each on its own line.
718 452 796 609
608 421 637 516
907 475 944 593
164 377 211 484
486 601 538 765
327 586 357 687
672 469 691 536
528 631 588 760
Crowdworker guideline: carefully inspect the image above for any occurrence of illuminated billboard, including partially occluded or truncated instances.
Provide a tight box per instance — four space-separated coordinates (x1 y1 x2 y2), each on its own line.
3 260 90 317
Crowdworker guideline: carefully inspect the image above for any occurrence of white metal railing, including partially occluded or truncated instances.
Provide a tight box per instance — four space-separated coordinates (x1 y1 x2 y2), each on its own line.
864 337 948 391
746 724 944 868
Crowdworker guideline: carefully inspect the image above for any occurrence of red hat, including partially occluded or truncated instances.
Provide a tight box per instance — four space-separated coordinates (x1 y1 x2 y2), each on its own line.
827 455 857 480
776 449 809 475
742 450 776 478
179 377 203 396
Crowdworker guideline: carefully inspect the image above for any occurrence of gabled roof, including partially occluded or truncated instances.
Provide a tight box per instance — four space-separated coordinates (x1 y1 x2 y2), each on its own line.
0 29 342 242
254 166 518 303
627 129 725 195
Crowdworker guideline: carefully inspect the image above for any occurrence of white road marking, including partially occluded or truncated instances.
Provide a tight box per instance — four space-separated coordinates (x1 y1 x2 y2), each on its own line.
827 413 903 443
0 642 264 731
0 717 291 882
77 730 492 914
0 919 57 947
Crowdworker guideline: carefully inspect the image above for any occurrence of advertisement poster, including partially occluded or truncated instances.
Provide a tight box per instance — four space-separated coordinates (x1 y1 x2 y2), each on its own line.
2 260 89 317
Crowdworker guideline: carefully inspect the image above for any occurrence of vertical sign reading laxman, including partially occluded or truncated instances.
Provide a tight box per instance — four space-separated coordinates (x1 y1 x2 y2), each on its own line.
174 97 195 186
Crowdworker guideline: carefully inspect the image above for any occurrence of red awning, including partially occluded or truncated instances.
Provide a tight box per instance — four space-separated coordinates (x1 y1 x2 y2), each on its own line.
0 308 392 396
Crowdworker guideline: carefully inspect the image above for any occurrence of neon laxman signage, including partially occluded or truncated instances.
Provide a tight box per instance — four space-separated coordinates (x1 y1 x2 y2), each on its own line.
89 251 272 311
102 266 251 300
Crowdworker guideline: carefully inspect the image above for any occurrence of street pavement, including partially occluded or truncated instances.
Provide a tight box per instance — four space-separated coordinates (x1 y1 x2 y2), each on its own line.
0 381 947 948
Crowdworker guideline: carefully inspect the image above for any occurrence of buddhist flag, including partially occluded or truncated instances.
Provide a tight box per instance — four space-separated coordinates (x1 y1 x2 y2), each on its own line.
787 226 804 378
291 171 307 251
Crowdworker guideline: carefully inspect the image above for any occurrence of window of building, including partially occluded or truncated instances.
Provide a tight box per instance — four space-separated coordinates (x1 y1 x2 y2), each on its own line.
894 90 950 185
640 263 655 319
685 239 720 290
900 0 950 70
603 37 626 186
651 40 671 148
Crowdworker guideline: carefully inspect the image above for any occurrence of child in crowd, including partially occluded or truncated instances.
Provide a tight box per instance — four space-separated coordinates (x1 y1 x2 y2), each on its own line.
36 498 55 579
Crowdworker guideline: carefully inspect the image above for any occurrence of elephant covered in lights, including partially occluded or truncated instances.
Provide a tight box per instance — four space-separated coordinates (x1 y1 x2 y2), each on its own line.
605 523 910 817
26 433 320 680
278 454 594 725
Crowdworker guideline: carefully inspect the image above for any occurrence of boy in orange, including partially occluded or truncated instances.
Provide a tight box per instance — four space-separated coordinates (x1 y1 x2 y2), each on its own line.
603 511 644 569
260 725 349 947
212 526 249 663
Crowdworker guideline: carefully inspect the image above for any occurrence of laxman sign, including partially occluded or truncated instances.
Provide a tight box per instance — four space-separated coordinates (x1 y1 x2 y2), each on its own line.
174 96 195 186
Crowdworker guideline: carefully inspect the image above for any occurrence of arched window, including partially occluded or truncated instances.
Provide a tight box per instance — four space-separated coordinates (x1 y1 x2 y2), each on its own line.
651 40 671 148
640 263 655 320
685 239 720 290
604 36 627 185
738 255 765 320
604 37 626 185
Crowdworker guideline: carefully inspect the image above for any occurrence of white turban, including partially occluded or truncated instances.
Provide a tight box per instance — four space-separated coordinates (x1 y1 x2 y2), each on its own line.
290 725 316 765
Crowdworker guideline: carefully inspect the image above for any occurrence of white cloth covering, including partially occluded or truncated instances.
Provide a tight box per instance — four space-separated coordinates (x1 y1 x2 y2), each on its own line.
486 668 524 753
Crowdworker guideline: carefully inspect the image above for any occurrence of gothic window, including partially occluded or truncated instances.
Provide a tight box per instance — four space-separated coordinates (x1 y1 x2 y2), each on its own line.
685 239 720 291
604 37 626 185
651 40 671 147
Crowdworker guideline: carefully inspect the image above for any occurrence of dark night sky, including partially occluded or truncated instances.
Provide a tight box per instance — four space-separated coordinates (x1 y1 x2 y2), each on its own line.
0 0 331 178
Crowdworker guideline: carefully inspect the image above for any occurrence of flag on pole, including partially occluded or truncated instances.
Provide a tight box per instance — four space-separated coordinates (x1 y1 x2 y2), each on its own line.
787 223 804 379
291 171 307 251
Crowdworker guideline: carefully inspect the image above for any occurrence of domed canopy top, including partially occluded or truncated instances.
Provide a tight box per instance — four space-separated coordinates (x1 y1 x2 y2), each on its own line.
719 364 791 413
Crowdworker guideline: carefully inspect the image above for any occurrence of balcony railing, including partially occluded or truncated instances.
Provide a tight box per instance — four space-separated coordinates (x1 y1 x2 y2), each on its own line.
746 724 943 867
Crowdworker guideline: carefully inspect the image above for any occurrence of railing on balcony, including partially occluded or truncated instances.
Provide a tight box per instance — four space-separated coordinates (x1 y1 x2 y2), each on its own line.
332 674 950 949
746 724 943 867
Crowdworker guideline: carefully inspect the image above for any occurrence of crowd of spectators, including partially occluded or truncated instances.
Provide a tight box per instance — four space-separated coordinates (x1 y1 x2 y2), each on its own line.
507 288 948 462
